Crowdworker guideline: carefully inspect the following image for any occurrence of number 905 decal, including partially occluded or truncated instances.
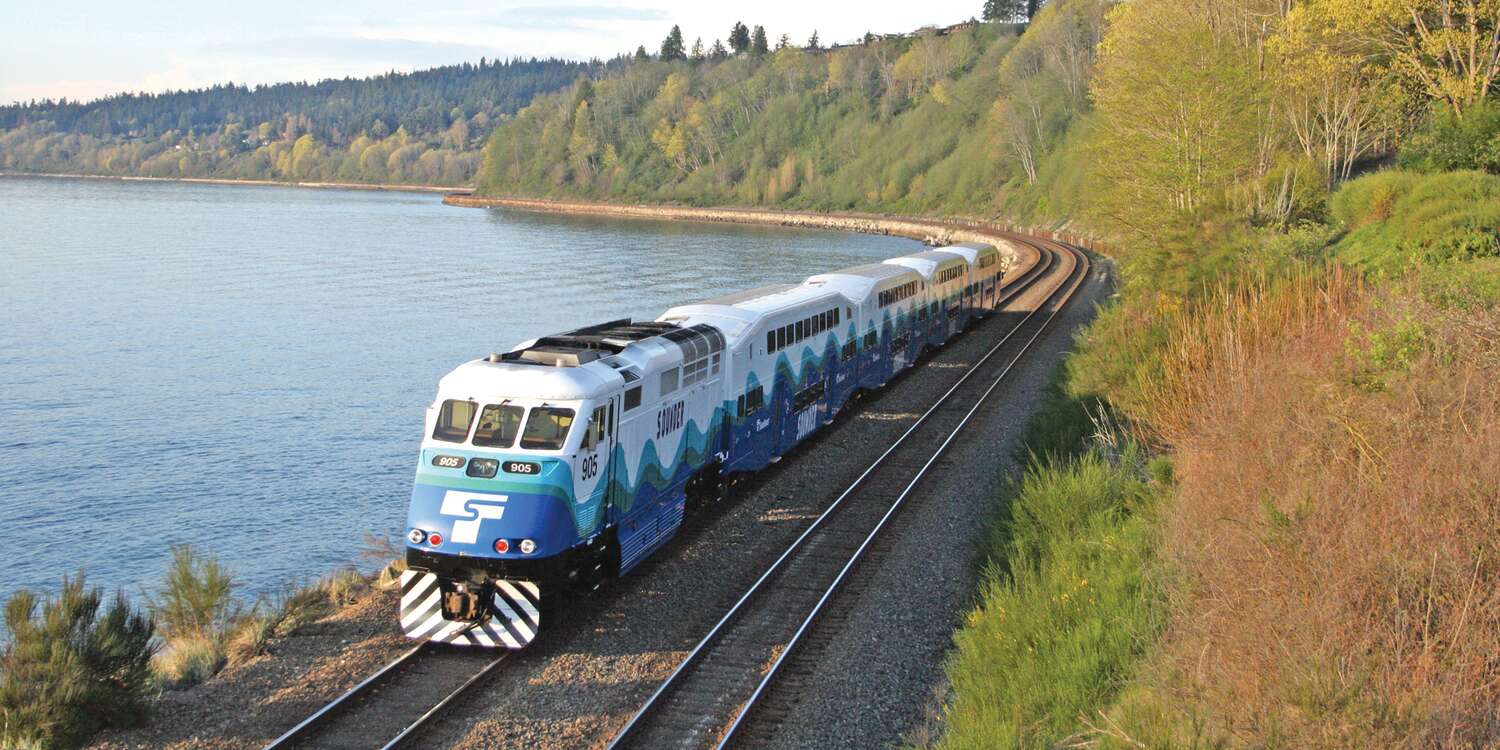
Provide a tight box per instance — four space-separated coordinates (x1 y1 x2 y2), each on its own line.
503 461 540 475
432 454 466 469
579 455 599 480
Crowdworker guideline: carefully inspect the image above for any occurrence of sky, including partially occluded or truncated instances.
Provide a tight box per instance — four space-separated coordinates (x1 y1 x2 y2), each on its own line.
0 1 986 105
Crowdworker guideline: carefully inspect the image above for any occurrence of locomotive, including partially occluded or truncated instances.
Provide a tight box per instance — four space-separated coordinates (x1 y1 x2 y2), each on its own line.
398 242 1010 647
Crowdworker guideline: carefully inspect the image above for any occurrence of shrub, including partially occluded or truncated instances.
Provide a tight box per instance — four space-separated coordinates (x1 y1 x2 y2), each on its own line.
1331 170 1500 275
0 574 155 749
152 635 224 690
1121 277 1500 745
150 544 236 641
1398 100 1500 174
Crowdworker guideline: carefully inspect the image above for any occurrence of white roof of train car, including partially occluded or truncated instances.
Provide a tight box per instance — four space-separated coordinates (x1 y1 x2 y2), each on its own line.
934 243 996 265
661 283 849 347
804 262 922 302
883 249 968 279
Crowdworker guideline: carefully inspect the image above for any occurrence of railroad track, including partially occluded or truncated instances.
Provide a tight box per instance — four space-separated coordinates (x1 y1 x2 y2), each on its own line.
607 238 1089 750
260 643 506 750
258 238 1074 750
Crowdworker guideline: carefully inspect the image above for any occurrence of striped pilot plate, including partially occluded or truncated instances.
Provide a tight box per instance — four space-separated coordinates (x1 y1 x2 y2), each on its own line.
398 570 541 649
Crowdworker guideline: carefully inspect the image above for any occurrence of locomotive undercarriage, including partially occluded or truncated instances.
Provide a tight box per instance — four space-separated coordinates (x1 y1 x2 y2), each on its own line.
400 533 618 647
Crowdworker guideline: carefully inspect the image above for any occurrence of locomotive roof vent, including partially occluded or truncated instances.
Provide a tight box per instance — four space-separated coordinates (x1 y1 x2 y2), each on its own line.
516 348 605 367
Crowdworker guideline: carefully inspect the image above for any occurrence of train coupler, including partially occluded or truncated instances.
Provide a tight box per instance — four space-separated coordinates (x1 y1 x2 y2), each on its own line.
399 570 541 649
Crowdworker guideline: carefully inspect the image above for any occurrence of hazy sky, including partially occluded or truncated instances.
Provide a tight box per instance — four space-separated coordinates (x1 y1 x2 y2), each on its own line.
0 1 985 105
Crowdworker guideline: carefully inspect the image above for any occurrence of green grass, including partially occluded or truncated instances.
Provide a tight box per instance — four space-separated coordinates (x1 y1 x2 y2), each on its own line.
935 447 1164 749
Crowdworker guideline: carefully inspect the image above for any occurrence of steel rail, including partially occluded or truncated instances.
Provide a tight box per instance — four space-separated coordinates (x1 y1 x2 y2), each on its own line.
261 642 430 749
716 241 1090 748
607 240 1081 749
379 653 510 749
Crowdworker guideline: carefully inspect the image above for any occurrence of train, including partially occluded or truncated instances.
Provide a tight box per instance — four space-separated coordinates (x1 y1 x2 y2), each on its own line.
398 242 1012 648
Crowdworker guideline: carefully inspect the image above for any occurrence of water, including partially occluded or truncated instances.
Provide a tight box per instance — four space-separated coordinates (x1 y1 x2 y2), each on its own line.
0 176 919 605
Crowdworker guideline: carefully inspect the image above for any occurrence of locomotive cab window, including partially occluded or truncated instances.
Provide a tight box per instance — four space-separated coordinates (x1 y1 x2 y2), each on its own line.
520 407 575 450
472 404 524 448
432 399 477 443
581 406 606 450
660 368 679 394
624 386 642 411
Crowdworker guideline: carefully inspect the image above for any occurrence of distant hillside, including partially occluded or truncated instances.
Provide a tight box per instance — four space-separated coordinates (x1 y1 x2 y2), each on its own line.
477 22 1049 215
0 57 591 186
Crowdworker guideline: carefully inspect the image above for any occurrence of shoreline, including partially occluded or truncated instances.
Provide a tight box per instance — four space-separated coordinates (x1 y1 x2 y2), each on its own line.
0 170 456 194
443 194 1104 263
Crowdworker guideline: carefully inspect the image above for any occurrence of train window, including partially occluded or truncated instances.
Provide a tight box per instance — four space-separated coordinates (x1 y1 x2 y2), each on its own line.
711 353 721 375
520 407 574 450
841 340 857 362
581 406 606 450
742 385 764 414
432 400 477 443
793 381 825 411
767 331 775 353
624 386 642 411
777 326 787 350
472 404 524 448
737 394 745 417
864 331 877 349
608 401 615 436
683 357 708 386
661 368 679 394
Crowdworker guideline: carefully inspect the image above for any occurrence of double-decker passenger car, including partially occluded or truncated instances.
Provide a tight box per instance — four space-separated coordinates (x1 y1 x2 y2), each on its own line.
399 242 1010 647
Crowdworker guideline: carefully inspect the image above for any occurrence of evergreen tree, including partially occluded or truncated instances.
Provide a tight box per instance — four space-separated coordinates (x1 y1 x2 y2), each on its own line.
660 25 686 61
777 33 791 51
634 45 650 62
807 30 821 50
751 26 769 56
984 0 1027 21
690 37 705 62
729 22 751 54
710 38 730 61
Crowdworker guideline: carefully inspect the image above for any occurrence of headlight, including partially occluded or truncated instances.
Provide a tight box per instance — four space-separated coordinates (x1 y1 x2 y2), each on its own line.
466 458 498 478
519 539 536 554
407 528 427 545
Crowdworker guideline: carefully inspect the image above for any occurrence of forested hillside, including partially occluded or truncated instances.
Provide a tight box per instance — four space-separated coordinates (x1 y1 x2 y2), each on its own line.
0 58 589 185
476 20 1080 215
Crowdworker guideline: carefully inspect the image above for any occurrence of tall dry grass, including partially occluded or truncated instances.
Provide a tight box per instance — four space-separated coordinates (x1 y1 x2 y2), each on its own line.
1128 276 1500 746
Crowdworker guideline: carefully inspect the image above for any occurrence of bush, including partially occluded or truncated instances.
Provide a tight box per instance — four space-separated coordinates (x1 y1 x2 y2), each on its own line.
1331 170 1500 275
150 544 236 641
0 574 155 749
152 635 224 690
1398 100 1500 174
